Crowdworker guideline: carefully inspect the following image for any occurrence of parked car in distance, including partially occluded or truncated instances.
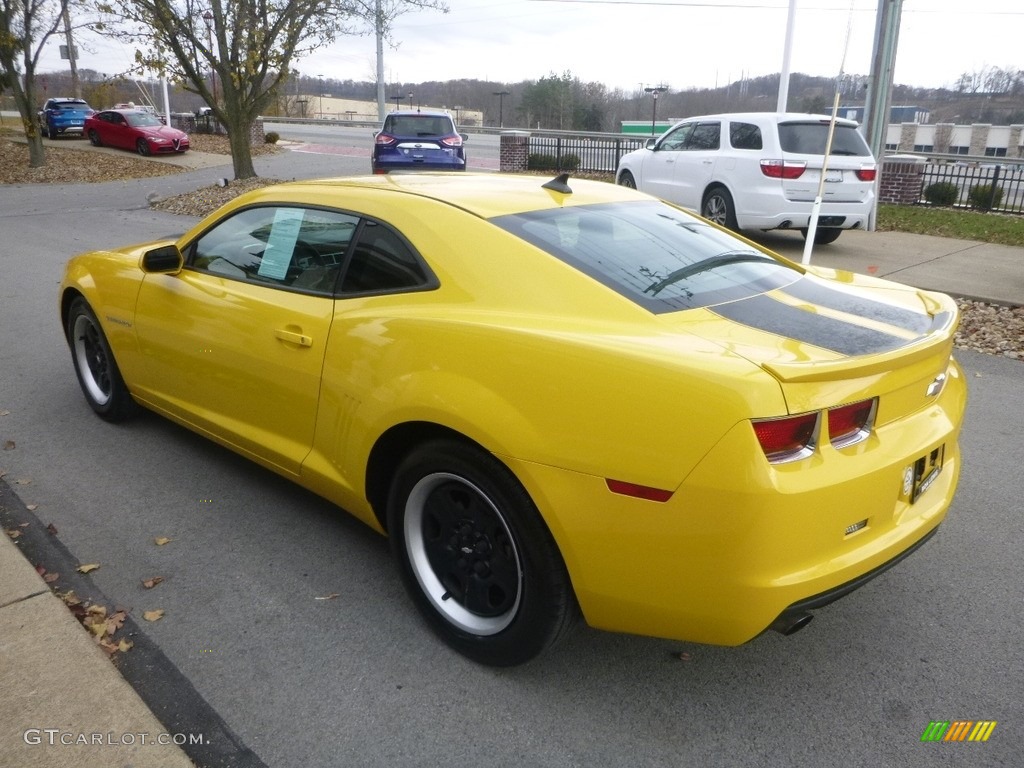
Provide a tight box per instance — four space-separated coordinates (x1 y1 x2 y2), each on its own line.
617 112 877 244
60 173 964 666
372 109 467 173
85 109 190 155
38 97 95 139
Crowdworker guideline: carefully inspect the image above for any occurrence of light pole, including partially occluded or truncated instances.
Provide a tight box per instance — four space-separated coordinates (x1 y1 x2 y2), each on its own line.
408 91 415 110
318 75 324 118
644 86 667 136
389 94 405 110
202 10 217 110
493 90 510 128
453 105 463 125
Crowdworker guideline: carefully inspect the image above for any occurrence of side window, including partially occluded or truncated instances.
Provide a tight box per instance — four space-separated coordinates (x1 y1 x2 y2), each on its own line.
686 122 721 151
730 122 763 150
190 206 357 294
340 221 431 295
658 123 693 151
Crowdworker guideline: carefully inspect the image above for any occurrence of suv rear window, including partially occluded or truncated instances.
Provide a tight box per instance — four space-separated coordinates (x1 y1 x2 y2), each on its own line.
50 101 90 110
778 122 872 156
382 115 454 137
493 201 797 313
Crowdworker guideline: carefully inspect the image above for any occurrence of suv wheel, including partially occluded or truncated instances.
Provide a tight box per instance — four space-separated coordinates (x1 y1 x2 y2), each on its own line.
702 186 738 231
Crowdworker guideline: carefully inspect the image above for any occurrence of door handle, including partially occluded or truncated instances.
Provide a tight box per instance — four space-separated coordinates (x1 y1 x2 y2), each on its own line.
274 328 313 347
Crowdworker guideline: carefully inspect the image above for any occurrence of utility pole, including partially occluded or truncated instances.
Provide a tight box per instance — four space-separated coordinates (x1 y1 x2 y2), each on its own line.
62 3 80 98
862 0 904 230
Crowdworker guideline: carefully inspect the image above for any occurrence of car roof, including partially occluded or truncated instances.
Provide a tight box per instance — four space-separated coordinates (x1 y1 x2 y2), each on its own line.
669 111 861 128
385 109 452 118
235 173 650 220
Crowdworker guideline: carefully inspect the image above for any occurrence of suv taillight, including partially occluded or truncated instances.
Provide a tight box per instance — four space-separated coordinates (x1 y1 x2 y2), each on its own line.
855 167 877 181
760 159 806 179
375 133 396 146
440 135 463 148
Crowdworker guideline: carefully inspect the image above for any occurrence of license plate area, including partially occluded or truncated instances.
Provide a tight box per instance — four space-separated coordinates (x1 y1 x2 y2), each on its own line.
910 445 944 503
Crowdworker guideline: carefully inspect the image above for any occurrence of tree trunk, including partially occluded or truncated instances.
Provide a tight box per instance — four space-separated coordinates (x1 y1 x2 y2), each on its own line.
226 120 256 180
10 78 46 168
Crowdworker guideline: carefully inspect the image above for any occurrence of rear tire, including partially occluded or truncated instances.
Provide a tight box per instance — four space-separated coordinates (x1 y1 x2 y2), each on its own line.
66 297 138 422
387 439 577 666
702 186 738 230
88 129 102 147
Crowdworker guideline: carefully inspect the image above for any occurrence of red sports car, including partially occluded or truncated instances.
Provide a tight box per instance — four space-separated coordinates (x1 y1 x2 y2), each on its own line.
85 109 190 156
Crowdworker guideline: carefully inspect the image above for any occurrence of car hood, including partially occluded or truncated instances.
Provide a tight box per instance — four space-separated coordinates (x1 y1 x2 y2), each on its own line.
137 125 186 140
659 268 959 414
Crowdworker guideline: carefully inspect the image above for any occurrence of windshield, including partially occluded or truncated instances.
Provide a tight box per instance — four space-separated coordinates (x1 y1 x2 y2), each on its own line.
493 201 798 313
125 112 163 127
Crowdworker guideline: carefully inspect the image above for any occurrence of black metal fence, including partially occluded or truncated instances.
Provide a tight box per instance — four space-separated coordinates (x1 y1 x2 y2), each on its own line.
918 160 1024 215
526 134 648 174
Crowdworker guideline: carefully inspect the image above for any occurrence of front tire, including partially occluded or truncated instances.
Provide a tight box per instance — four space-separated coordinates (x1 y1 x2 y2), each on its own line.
66 297 137 421
702 186 738 230
136 139 151 156
387 439 577 666
617 170 637 189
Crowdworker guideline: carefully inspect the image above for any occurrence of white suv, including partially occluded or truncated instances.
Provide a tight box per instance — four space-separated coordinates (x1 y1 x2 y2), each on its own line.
616 112 877 244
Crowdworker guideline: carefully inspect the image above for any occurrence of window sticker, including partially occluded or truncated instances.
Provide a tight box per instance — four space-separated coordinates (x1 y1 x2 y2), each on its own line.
258 208 305 280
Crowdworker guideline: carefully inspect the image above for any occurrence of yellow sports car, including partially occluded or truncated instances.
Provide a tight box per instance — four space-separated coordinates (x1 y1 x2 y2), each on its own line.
60 173 966 666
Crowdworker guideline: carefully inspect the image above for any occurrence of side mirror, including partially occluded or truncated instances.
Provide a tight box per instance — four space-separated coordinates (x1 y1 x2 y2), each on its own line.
142 244 183 274
645 138 657 150
460 133 469 143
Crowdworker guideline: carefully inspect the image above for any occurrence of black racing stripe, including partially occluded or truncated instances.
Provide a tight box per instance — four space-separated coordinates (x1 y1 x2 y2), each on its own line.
782 277 933 334
712 294 910 356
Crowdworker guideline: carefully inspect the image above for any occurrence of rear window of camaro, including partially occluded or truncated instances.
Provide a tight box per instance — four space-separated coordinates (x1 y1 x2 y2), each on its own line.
493 201 799 313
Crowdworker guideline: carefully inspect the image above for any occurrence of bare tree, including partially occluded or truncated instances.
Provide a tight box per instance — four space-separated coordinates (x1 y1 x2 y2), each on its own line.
0 0 70 167
93 0 358 179
347 0 447 120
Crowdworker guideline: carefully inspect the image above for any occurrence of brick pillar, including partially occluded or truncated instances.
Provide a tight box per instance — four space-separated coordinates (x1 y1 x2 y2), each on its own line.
878 156 925 205
499 131 530 172
250 117 265 145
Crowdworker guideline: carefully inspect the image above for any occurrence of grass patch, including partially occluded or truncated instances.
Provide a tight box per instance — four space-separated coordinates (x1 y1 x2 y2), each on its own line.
876 204 1024 247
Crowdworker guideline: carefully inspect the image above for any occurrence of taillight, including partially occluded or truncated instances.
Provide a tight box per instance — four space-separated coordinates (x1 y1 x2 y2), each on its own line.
374 133 396 146
760 159 806 179
606 479 674 503
752 412 819 463
855 167 877 181
440 135 463 147
828 398 876 448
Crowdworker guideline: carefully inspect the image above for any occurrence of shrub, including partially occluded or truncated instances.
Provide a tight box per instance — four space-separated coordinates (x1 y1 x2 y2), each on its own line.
923 181 959 206
527 152 580 172
967 183 1004 211
264 131 280 145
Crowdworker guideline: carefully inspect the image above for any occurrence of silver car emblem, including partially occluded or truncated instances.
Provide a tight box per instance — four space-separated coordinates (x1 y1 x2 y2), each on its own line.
926 373 946 397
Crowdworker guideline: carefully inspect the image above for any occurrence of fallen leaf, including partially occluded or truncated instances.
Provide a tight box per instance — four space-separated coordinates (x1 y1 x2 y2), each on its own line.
142 576 164 589
5 529 21 539
154 537 172 546
76 563 101 574
35 565 46 576
26 504 38 511
105 611 126 634
0 410 10 416
19 522 28 527
118 638 134 652
314 593 340 601
46 523 58 535
98 638 119 655
43 572 59 583
2 440 14 450
143 609 165 622
15 478 31 485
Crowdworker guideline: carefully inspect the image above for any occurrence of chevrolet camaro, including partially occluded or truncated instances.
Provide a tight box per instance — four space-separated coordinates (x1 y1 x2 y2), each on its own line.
59 173 966 666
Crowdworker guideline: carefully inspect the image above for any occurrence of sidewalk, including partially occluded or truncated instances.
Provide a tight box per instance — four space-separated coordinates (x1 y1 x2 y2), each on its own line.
1 151 1021 766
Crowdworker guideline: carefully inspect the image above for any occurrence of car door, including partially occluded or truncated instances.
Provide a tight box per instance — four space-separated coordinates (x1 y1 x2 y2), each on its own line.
131 205 357 475
636 122 692 200
102 112 131 149
669 120 721 211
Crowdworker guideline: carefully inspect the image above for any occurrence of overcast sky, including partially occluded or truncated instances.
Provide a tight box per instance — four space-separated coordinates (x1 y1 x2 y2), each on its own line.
38 0 1023 95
